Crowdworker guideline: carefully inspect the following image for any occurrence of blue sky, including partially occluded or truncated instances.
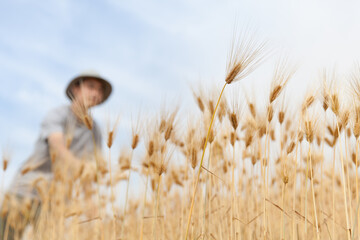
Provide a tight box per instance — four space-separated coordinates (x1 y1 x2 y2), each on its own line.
1 0 360 191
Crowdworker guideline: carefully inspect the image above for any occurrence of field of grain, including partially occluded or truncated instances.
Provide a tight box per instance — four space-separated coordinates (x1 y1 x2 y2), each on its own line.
2 32 360 240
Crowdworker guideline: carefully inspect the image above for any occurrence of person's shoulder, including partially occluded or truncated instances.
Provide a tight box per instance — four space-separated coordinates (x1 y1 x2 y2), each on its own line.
92 119 101 132
46 104 71 115
42 104 71 122
52 104 71 112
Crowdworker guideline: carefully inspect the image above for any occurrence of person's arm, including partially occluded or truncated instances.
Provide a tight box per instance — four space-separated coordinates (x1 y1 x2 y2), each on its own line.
48 132 83 177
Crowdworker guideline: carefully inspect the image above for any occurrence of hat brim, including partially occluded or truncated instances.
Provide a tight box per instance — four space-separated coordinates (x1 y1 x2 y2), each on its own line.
66 75 112 104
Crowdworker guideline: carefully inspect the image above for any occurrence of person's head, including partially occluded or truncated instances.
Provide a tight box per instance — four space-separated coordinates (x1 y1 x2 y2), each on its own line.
66 71 112 108
71 78 104 107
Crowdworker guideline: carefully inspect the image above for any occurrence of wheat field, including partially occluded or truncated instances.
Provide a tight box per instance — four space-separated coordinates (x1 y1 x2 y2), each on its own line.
2 32 360 240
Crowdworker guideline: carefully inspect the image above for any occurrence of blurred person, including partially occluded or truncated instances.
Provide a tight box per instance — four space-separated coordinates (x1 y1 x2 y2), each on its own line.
0 70 112 240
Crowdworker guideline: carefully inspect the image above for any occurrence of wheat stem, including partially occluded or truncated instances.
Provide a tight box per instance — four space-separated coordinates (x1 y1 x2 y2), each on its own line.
185 83 227 240
91 133 104 240
107 149 116 240
336 122 351 240
356 139 360 238
140 173 149 240
308 144 320 240
152 174 162 240
332 144 336 239
231 139 236 240
120 149 134 238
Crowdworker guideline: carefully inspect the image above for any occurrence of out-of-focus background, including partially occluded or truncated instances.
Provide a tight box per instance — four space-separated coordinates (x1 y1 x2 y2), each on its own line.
1 0 360 191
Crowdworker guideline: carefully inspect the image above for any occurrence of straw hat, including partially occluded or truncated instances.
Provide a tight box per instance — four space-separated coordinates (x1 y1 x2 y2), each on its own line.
66 70 112 104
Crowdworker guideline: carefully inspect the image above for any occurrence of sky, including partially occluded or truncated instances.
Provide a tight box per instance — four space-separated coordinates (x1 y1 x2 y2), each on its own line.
1 0 360 192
